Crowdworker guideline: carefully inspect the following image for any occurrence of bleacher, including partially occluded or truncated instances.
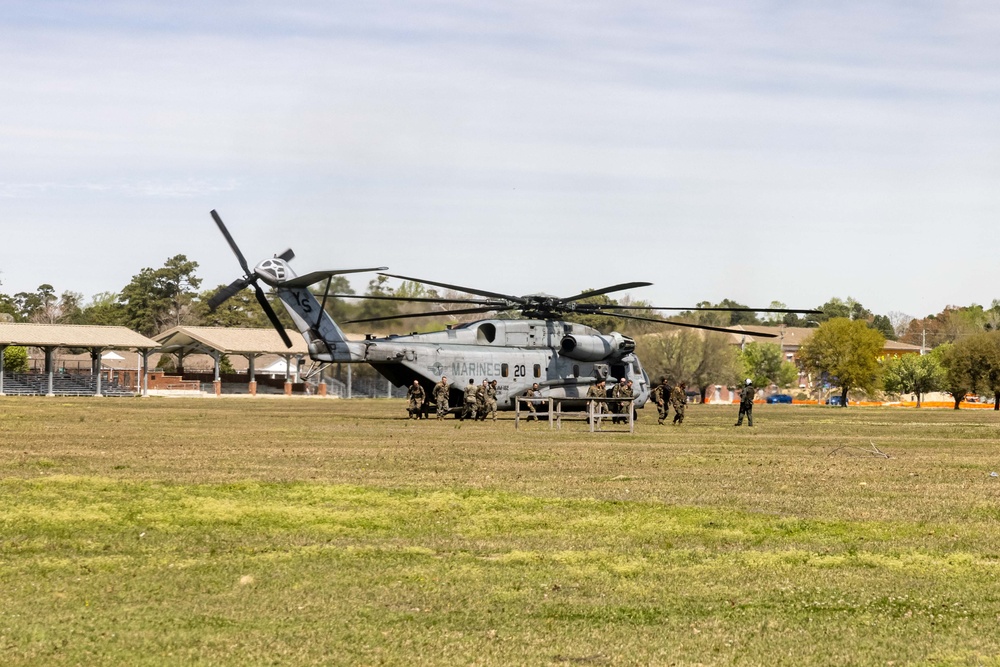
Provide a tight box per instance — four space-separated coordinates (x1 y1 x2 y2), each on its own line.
1 372 135 397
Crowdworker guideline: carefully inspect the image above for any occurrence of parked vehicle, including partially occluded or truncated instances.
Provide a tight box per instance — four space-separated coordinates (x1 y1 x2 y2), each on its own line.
825 395 843 406
766 394 793 404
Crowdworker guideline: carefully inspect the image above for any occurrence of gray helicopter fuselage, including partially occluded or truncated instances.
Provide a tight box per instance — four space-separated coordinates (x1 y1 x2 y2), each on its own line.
358 318 649 409
258 257 650 410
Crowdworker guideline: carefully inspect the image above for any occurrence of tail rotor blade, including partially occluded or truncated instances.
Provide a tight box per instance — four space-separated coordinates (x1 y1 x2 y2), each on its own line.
253 284 293 348
211 210 252 276
208 277 252 311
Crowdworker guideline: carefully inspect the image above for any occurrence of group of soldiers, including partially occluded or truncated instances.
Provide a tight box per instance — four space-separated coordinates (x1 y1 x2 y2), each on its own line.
585 376 638 424
405 376 501 421
410 374 683 424
406 374 755 426
650 376 688 425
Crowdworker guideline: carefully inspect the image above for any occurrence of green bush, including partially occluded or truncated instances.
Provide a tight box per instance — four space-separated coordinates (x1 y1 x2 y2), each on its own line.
155 354 176 373
3 345 29 373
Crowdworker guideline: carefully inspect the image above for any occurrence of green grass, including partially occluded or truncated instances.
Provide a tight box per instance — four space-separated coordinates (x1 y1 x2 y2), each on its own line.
3 398 1000 665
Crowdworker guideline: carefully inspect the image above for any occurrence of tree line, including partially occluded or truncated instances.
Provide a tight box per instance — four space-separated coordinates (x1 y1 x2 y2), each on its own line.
4 256 1000 407
638 316 1000 410
6 255 997 341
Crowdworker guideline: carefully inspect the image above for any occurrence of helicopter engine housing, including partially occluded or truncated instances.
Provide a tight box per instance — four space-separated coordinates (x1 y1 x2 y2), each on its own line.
559 332 635 361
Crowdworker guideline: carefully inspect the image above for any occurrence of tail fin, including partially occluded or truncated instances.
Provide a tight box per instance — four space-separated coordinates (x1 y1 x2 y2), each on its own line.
207 209 383 360
274 283 356 361
263 264 386 362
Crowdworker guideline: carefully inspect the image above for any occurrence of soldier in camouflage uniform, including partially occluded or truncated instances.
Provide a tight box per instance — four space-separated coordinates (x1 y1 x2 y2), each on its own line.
432 376 450 419
406 379 426 419
484 380 499 422
652 377 671 425
735 378 755 427
461 378 478 421
611 377 632 423
624 379 636 422
586 379 607 421
670 381 688 425
524 382 542 421
475 379 489 420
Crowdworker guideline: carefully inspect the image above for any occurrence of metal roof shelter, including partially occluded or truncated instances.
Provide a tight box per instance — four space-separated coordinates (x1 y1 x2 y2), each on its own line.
154 326 308 395
0 322 160 397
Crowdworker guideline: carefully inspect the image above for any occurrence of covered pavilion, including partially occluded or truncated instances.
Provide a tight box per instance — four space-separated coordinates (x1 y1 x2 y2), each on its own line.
0 322 160 396
153 326 310 395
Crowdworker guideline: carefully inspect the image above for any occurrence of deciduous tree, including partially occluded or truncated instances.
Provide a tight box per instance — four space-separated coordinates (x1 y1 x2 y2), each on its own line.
635 330 742 401
976 332 1000 410
798 318 884 406
348 275 404 331
938 341 980 410
80 292 126 326
939 331 1000 410
813 297 871 323
740 342 798 389
880 353 944 407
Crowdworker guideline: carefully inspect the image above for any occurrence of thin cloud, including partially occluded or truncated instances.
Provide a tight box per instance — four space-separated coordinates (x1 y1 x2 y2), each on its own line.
0 1 998 315
0 179 240 199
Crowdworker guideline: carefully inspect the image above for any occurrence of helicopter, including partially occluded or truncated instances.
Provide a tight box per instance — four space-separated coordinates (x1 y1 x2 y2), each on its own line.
207 210 820 413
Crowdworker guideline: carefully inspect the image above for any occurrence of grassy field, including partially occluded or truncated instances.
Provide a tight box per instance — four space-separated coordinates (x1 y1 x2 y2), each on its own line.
3 397 1000 666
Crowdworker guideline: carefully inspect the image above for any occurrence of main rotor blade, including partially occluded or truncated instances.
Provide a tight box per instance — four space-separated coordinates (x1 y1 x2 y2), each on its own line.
211 210 252 276
253 284 293 348
600 311 779 338
281 268 390 288
321 293 500 306
560 282 653 303
378 273 523 304
345 305 508 325
595 305 823 314
208 277 252 311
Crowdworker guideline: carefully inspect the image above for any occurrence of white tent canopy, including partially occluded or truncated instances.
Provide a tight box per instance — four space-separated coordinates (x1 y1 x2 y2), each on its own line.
259 358 300 377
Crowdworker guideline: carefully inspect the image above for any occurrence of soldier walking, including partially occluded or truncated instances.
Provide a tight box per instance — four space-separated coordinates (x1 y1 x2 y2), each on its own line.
406 379 426 419
432 376 450 419
652 377 671 425
461 378 478 421
475 379 489 420
670 381 687 425
735 378 755 427
485 380 499 422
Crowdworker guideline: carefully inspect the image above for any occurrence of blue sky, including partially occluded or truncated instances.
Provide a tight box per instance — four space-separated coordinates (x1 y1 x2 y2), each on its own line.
2 1 998 318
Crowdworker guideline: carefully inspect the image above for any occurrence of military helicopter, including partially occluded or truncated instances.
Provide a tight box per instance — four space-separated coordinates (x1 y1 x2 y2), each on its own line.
207 210 819 413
